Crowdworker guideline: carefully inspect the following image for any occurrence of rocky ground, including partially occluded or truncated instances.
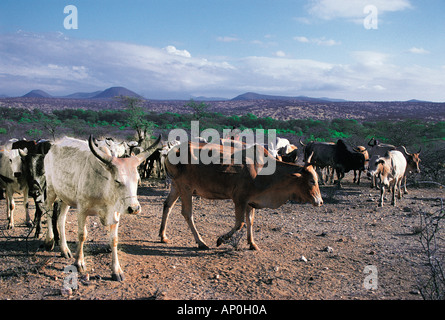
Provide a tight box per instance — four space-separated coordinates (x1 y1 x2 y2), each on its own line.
0 175 443 301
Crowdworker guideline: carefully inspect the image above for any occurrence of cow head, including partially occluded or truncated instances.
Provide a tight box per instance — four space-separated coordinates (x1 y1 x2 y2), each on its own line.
7 149 24 178
19 150 46 203
0 151 15 182
367 155 391 187
291 153 323 207
400 146 421 174
89 135 161 218
354 146 369 170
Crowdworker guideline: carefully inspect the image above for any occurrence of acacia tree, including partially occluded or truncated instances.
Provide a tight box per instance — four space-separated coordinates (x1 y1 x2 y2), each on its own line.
115 95 153 144
186 99 209 120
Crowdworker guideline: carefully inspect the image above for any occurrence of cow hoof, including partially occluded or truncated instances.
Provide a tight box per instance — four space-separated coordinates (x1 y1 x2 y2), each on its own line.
62 250 73 259
160 236 169 244
26 220 33 228
198 243 210 250
216 237 224 247
44 240 55 251
7 224 14 230
112 273 125 282
249 243 260 251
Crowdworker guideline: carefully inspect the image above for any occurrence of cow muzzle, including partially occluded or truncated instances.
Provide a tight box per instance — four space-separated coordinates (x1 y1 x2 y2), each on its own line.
13 172 21 178
127 204 141 215
312 195 323 207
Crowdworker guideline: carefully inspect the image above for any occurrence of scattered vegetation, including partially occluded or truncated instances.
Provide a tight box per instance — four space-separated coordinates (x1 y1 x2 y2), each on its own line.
0 98 444 183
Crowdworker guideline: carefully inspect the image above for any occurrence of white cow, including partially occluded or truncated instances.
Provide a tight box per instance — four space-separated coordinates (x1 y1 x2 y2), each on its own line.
368 150 407 207
0 149 31 229
96 138 128 158
44 135 160 281
268 137 290 158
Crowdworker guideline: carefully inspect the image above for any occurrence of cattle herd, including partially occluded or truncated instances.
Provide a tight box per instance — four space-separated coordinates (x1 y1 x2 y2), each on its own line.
0 133 422 281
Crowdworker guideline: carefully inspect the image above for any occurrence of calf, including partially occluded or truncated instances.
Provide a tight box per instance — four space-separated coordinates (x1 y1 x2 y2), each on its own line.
368 150 407 207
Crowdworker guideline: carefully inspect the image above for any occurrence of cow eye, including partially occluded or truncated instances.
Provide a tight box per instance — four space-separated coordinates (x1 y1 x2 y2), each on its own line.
114 179 122 185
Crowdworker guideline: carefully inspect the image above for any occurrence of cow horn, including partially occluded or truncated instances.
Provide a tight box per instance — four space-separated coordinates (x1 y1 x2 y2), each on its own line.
89 135 113 165
305 151 315 166
367 137 375 147
400 145 410 156
299 138 306 147
18 148 28 158
417 146 422 154
135 135 162 164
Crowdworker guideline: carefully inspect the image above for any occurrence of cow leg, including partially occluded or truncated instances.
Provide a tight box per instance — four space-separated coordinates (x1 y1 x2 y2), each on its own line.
44 189 59 250
397 178 403 199
159 186 180 243
316 167 325 185
391 183 396 206
74 212 87 273
217 202 246 248
23 187 32 228
402 174 408 194
245 205 259 250
379 185 385 207
156 158 161 179
33 203 43 238
181 191 209 250
58 202 73 259
109 222 124 281
328 167 335 184
336 169 345 189
6 189 15 229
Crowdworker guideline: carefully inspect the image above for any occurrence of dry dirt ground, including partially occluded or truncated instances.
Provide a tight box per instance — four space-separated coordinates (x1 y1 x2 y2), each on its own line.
0 175 443 301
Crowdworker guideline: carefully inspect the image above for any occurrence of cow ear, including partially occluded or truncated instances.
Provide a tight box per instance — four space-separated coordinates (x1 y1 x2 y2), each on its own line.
292 173 302 179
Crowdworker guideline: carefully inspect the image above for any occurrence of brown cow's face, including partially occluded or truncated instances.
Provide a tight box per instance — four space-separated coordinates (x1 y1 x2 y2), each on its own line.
291 166 323 206
407 153 421 173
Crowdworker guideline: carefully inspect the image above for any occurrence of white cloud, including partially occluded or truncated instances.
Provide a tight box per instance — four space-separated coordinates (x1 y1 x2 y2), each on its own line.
351 51 389 66
217 36 240 43
0 31 443 101
408 47 430 55
307 0 412 20
164 45 192 58
294 36 340 46
294 36 310 43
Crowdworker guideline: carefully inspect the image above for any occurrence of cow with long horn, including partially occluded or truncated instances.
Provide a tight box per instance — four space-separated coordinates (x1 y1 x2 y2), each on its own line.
44 135 161 281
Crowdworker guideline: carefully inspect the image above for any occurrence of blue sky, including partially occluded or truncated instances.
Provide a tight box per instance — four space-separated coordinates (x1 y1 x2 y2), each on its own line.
0 0 444 101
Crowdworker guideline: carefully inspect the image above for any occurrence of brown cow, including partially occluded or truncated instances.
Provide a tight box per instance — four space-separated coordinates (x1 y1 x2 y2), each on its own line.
353 146 369 185
397 145 421 194
159 141 323 251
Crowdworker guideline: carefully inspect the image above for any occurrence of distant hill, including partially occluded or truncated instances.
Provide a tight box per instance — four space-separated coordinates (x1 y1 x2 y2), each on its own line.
231 92 347 102
62 91 103 99
191 96 229 101
91 86 143 99
22 89 53 98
